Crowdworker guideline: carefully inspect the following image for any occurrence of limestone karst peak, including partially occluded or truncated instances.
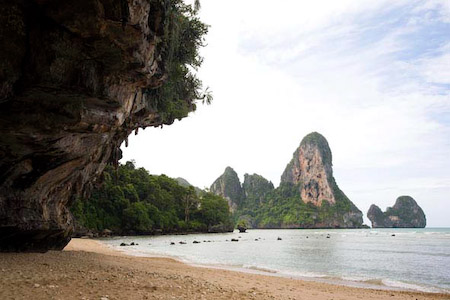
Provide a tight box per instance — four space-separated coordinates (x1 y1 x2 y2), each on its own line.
368 196 426 228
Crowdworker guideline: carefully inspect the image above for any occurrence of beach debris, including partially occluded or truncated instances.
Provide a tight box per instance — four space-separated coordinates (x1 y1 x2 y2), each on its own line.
193 240 201 244
179 241 187 244
277 237 282 240
170 242 175 245
391 234 396 237
34 283 40 288
231 238 239 242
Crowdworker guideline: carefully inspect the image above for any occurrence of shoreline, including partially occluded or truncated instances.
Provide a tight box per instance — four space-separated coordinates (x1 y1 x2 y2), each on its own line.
99 237 448 295
1 238 448 300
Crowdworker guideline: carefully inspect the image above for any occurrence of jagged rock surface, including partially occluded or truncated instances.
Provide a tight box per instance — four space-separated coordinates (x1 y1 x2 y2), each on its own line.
210 167 244 212
0 0 190 251
368 196 426 228
281 132 335 206
242 173 274 205
280 132 363 227
210 133 363 229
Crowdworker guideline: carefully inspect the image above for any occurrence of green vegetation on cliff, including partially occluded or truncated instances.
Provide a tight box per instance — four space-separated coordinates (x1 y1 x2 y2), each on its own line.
71 161 233 234
212 132 363 229
0 0 213 251
146 0 212 123
210 167 245 210
368 196 426 228
236 182 361 229
299 132 332 167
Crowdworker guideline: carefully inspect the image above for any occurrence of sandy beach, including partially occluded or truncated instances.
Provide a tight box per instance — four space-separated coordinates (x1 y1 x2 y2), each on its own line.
0 238 448 300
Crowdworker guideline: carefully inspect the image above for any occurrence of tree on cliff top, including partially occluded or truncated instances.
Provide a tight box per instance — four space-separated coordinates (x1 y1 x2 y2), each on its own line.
147 0 212 123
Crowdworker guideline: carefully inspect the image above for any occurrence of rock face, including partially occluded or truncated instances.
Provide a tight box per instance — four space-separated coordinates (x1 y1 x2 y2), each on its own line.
242 173 274 205
281 132 363 227
210 167 244 212
367 205 385 228
368 196 426 228
0 0 197 251
281 132 335 206
210 133 363 229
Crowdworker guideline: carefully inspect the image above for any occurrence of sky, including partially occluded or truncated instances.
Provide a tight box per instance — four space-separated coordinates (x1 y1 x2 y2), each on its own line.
122 0 450 227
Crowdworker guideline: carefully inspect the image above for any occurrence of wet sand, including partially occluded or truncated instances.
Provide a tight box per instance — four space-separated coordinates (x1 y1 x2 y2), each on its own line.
0 238 448 300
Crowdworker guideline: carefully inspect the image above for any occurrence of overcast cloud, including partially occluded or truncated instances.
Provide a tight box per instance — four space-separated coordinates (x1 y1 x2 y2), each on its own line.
122 0 450 226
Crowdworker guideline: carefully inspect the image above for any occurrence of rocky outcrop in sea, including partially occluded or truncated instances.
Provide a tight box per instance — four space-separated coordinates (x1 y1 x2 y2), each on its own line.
210 132 364 228
367 196 426 228
280 132 363 228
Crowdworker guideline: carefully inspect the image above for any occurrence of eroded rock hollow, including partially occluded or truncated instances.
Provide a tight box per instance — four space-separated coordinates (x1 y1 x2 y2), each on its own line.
0 0 195 251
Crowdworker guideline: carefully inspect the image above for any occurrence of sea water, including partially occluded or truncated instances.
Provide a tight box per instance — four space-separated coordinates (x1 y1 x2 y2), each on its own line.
100 228 450 293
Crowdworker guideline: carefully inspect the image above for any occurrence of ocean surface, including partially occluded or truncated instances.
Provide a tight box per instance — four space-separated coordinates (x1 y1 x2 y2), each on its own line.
100 228 450 293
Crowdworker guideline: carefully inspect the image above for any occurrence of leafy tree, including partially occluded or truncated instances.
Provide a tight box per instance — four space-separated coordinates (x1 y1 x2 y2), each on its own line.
197 193 233 230
71 162 233 235
146 0 212 125
123 202 154 232
182 186 198 222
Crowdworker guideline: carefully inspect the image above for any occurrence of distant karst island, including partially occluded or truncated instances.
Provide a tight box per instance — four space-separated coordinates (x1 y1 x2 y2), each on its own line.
368 196 426 228
71 132 428 235
210 132 365 229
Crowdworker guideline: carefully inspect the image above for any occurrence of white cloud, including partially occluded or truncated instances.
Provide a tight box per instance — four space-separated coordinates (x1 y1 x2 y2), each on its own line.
122 0 450 226
419 43 450 84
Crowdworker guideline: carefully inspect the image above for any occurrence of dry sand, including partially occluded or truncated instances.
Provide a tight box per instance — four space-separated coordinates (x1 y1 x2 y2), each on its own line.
0 238 448 300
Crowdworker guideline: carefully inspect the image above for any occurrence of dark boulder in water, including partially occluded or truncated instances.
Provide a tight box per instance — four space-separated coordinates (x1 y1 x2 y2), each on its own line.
237 225 247 233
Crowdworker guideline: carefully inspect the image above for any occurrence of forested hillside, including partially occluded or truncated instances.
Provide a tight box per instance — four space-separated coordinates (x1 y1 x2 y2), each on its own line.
71 161 233 235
